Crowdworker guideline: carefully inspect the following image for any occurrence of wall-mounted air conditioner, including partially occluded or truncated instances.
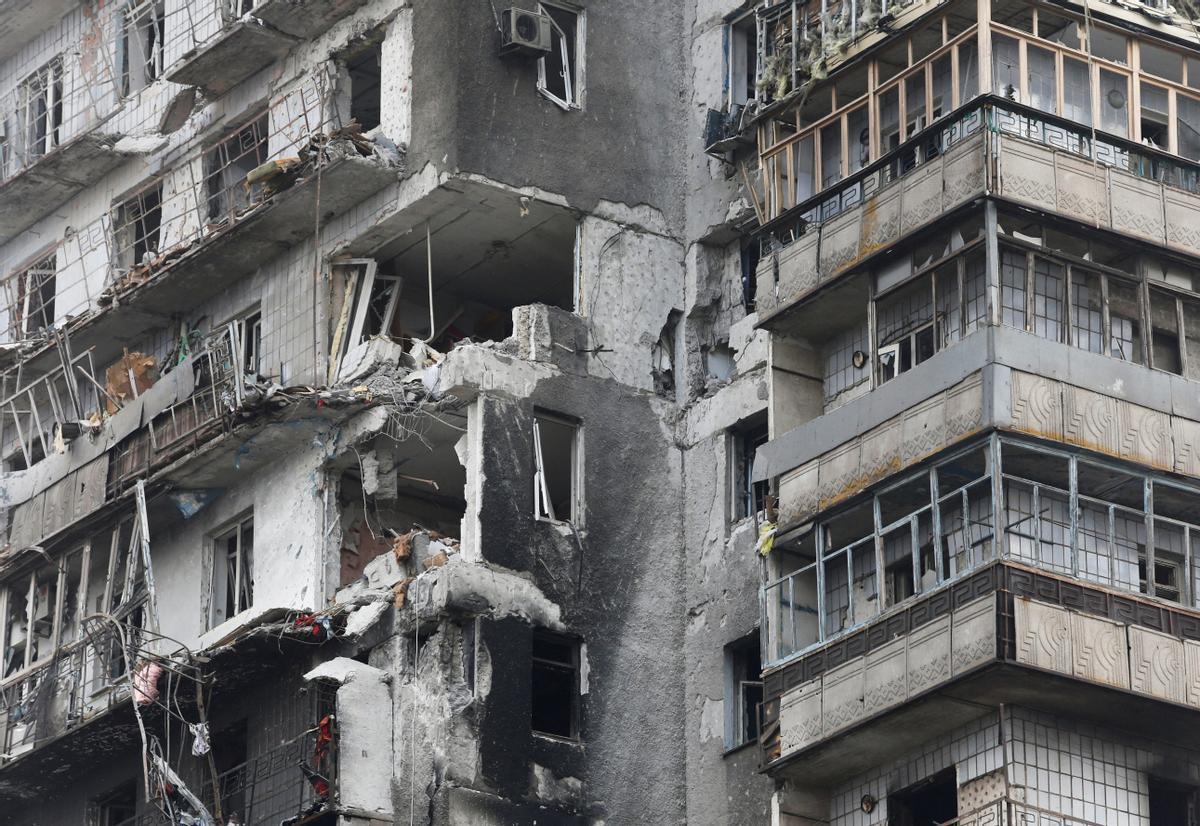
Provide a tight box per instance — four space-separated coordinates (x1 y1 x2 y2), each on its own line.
500 7 552 57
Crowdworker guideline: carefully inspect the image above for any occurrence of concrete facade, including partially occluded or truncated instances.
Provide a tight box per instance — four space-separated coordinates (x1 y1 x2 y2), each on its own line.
0 1 774 825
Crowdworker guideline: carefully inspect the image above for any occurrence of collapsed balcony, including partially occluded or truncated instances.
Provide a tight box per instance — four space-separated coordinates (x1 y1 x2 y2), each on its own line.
330 178 579 373
163 0 370 95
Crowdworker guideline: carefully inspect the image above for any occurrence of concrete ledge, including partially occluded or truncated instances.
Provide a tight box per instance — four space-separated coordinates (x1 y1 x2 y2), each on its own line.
0 132 133 244
253 0 372 39
165 19 297 95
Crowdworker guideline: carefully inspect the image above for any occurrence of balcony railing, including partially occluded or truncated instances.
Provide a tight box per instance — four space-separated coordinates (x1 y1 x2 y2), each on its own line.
763 433 1200 667
758 95 1200 256
0 63 373 354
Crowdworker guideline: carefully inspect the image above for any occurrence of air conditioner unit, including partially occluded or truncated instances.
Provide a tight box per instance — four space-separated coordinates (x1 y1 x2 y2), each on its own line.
500 7 552 57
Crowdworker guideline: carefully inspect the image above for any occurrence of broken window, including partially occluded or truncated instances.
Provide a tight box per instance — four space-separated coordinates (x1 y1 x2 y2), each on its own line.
531 631 579 739
537 2 582 110
18 59 63 161
533 413 579 524
1142 285 1200 378
120 0 165 97
731 417 769 521
332 259 403 367
1099 68 1130 138
888 769 958 826
92 779 138 826
347 43 382 132
823 322 869 404
993 34 1020 100
113 184 163 274
3 252 56 340
723 632 762 750
1141 81 1170 149
204 114 270 223
233 308 262 377
211 516 254 628
876 277 935 383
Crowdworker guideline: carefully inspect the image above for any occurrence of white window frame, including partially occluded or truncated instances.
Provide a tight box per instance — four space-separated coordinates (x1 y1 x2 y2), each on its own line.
727 10 757 109
18 58 63 162
537 1 584 111
210 515 254 628
533 413 581 525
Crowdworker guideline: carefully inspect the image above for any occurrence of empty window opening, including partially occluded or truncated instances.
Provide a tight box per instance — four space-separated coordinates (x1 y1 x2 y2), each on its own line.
114 185 163 273
1141 82 1170 149
93 780 138 826
740 239 760 311
4 252 57 339
731 416 769 522
727 11 756 108
888 769 958 826
205 114 270 223
211 516 254 628
18 59 63 162
1149 776 1199 826
533 413 579 524
121 0 165 97
531 631 580 740
347 44 382 132
537 2 582 109
724 632 762 750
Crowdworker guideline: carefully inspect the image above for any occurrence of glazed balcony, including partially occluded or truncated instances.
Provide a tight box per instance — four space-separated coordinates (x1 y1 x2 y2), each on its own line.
761 559 1200 783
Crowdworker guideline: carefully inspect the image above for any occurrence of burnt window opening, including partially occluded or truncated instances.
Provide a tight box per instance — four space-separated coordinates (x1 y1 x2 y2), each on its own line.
211 717 250 822
537 2 582 109
348 44 382 132
211 516 254 628
92 779 138 826
1149 776 1200 826
531 631 580 740
724 632 762 750
740 239 760 311
120 0 165 97
204 114 270 223
731 415 769 522
887 768 958 826
19 59 63 160
114 184 163 272
533 413 579 524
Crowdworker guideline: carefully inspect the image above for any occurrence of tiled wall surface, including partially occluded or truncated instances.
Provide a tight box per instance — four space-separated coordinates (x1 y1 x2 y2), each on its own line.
826 706 1200 826
829 714 1003 826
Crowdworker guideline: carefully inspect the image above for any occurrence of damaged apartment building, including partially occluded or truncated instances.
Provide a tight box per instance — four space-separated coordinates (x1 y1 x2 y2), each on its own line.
0 0 784 824
23 0 1200 822
729 0 1200 818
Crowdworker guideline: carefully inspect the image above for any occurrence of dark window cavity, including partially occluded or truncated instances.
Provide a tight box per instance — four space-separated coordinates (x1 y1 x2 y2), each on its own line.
531 631 579 739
